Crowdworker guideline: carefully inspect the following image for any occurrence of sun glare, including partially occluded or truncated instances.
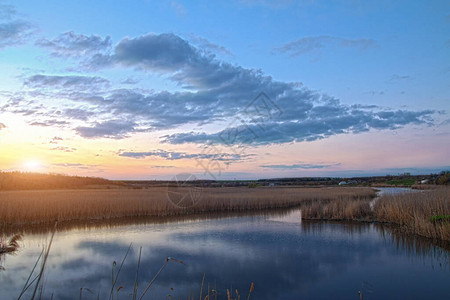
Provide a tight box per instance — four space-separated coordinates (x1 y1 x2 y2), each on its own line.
22 160 43 172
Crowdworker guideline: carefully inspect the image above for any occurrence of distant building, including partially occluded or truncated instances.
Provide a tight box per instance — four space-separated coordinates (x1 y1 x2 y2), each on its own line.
420 179 429 184
269 183 275 187
339 181 347 185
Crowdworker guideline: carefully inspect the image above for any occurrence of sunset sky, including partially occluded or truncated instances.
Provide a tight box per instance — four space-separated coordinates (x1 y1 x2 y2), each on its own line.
0 0 449 180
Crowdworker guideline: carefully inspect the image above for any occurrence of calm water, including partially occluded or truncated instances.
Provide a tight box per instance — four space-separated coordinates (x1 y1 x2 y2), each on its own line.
1 209 449 300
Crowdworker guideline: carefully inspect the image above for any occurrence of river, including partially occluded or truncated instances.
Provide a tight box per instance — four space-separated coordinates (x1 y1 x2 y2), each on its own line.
0 190 449 299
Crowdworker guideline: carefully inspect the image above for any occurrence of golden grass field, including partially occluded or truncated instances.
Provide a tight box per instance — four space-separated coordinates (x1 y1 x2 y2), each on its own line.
1 186 448 241
0 186 375 226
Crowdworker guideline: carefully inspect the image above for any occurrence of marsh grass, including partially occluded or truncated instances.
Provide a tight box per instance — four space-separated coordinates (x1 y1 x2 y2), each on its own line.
301 188 450 241
374 188 450 241
0 187 375 227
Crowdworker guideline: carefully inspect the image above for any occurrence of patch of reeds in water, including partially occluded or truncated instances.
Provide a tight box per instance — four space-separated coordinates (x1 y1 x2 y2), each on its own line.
301 187 450 241
374 188 450 241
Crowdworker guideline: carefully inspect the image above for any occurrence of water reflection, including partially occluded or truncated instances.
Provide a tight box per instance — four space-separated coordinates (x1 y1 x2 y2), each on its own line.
0 209 449 300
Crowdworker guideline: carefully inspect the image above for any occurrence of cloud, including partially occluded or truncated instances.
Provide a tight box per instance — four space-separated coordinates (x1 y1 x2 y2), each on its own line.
113 33 199 72
36 31 111 57
49 136 63 144
29 119 70 127
120 77 140 85
50 146 77 152
52 163 99 169
118 149 254 163
273 36 377 57
75 120 138 139
187 34 233 56
171 1 187 16
24 74 109 90
19 32 437 144
387 74 413 83
63 108 96 120
260 162 341 169
0 3 34 48
162 108 434 146
150 165 176 169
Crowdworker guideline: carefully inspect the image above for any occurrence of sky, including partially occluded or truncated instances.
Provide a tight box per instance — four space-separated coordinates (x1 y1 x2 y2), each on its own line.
0 0 449 180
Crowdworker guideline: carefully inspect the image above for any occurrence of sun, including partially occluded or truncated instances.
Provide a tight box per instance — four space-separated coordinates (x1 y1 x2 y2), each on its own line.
22 160 43 172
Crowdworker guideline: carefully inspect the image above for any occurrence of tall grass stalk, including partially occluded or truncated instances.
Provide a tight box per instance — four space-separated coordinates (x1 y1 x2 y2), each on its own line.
109 243 132 300
133 246 142 300
30 222 57 300
139 257 184 300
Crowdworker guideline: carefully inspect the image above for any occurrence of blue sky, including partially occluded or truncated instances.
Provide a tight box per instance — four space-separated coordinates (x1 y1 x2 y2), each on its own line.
0 0 449 179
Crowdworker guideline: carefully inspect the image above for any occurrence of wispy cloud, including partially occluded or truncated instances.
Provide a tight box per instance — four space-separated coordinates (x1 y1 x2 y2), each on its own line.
273 36 377 58
387 74 413 83
187 34 233 56
171 1 187 16
260 162 341 169
52 163 99 170
36 31 111 57
24 74 109 90
50 146 77 152
0 3 34 48
150 165 176 169
30 119 69 127
118 149 254 163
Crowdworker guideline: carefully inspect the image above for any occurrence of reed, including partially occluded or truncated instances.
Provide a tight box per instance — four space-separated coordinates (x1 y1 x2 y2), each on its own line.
0 233 22 255
374 188 450 241
301 187 450 241
0 187 375 226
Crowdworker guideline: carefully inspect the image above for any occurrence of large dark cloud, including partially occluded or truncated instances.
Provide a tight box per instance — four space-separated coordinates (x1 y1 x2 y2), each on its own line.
21 32 436 145
162 108 434 146
0 3 33 48
114 33 198 72
36 31 111 57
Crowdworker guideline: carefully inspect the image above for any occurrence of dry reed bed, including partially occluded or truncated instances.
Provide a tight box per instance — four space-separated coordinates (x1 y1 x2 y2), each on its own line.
301 187 450 241
374 188 450 241
0 187 375 226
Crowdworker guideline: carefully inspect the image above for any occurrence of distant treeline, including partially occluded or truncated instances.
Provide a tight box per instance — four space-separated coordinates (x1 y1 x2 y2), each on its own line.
122 172 450 188
257 172 450 187
0 171 448 191
0 172 123 191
